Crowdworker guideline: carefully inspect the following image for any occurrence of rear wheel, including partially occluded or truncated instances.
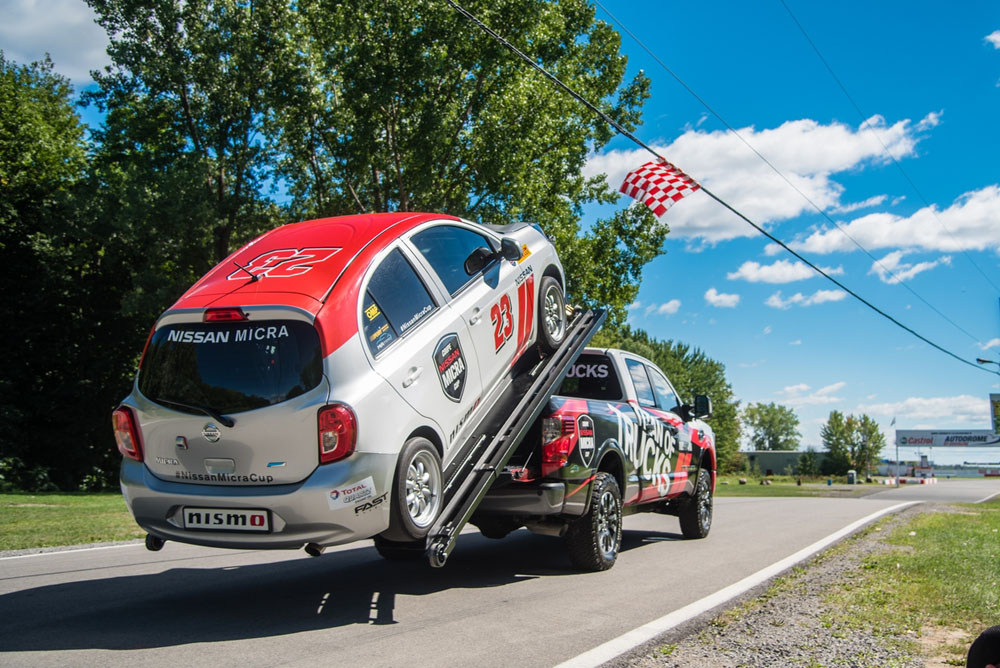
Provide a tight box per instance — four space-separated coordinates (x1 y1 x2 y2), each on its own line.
381 437 443 541
537 276 566 354
679 466 713 539
564 472 622 571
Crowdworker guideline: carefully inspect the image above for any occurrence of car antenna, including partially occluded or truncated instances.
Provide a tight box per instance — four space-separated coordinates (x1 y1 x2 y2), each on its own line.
232 261 259 282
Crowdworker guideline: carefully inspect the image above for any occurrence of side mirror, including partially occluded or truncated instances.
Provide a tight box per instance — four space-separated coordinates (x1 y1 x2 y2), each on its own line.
693 395 713 419
463 246 495 275
500 237 522 262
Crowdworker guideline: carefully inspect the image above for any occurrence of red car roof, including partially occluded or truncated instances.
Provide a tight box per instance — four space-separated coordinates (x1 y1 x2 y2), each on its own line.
169 212 462 352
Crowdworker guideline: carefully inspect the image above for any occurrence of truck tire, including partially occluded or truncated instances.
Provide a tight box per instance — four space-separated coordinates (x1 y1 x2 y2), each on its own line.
564 472 622 571
538 276 567 354
679 467 713 539
381 437 443 541
373 535 426 561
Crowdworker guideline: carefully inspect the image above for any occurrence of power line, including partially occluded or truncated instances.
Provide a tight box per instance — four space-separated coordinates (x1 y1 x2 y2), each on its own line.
778 0 1000 295
443 0 995 376
591 0 989 348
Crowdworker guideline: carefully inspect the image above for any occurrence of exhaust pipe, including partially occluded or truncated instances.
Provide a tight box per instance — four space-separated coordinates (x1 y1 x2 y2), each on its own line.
304 543 325 557
145 534 166 551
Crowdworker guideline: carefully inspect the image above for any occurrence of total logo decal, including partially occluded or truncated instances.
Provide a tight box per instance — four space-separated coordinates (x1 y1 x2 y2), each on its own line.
227 247 341 281
608 404 676 496
328 476 376 510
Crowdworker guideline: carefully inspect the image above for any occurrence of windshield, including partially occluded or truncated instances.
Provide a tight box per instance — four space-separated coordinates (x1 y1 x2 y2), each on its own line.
138 320 323 415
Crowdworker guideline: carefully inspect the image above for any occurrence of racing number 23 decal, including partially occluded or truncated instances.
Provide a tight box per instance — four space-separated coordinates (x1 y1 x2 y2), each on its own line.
490 273 535 354
491 295 514 351
227 247 341 281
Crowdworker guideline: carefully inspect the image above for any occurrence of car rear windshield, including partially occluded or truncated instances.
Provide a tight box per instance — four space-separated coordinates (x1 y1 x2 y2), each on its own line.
558 353 623 400
138 320 323 415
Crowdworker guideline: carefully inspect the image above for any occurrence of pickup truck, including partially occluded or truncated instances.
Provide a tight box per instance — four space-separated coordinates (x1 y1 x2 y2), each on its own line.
474 347 716 570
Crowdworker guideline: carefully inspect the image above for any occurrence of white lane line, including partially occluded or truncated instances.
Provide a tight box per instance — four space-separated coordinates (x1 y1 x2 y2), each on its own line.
974 489 1000 504
553 501 921 668
0 542 142 561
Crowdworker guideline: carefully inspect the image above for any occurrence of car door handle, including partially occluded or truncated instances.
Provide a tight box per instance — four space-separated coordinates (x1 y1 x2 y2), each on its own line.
402 366 423 388
469 308 482 325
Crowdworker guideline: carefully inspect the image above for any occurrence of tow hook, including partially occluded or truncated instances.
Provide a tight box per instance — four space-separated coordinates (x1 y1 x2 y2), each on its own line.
145 534 166 551
304 543 325 557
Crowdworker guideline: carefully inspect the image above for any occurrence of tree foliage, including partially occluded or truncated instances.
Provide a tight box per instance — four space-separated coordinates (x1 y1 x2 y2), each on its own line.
820 410 885 476
741 402 801 451
592 327 741 472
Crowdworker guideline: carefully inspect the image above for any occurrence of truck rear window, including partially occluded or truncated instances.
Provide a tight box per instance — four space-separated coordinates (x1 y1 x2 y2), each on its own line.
138 320 323 415
558 354 623 400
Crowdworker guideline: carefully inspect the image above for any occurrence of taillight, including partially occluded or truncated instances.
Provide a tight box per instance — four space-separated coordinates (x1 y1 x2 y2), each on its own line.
541 416 577 476
204 307 247 322
318 404 357 464
112 407 143 461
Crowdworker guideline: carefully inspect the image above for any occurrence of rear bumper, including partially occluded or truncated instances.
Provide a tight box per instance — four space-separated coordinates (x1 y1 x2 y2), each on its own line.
477 481 566 516
120 453 395 550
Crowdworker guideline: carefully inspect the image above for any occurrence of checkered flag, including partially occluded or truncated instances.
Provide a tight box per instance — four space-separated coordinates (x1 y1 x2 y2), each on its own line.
619 160 700 218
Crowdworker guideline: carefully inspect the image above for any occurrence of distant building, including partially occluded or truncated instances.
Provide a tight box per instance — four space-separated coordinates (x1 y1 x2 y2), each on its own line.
742 450 828 476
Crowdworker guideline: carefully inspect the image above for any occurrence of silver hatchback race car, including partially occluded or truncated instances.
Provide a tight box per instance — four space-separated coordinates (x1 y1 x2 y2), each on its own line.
113 212 567 553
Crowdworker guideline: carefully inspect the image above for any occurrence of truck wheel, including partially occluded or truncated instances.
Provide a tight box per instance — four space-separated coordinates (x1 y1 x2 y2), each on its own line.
679 467 713 539
373 535 426 561
564 472 621 571
382 437 442 541
538 276 567 354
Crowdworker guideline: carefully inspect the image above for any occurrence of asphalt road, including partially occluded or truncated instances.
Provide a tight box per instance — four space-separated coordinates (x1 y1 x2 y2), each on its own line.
1 478 996 668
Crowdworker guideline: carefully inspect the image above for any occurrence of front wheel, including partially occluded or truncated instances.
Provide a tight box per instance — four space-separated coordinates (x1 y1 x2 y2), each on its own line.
679 466 713 539
537 275 566 354
564 472 622 571
381 437 443 541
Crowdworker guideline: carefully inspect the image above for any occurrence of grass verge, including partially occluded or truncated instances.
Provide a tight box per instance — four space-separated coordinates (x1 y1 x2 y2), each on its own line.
0 493 143 551
715 474 875 498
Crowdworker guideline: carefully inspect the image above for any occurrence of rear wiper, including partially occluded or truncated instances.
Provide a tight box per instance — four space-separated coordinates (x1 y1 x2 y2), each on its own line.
152 398 235 428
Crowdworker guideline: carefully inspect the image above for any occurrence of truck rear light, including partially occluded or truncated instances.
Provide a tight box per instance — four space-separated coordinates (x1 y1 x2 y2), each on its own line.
541 415 576 475
112 407 143 461
204 307 248 322
318 404 357 464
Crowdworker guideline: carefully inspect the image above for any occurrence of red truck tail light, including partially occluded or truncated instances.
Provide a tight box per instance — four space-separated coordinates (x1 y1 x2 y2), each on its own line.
112 407 144 461
541 416 576 475
318 404 357 464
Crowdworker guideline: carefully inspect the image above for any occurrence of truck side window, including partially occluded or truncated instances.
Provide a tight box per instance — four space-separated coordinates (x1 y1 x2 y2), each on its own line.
625 359 656 407
647 366 682 413
362 248 437 356
411 225 496 297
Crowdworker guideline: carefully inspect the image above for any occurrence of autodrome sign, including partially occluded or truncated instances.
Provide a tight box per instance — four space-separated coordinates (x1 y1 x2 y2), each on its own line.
895 430 1000 447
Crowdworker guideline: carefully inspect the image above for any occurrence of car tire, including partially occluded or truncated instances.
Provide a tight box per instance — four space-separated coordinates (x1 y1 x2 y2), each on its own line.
564 472 622 571
537 275 567 354
381 437 443 542
373 535 426 561
679 466 713 539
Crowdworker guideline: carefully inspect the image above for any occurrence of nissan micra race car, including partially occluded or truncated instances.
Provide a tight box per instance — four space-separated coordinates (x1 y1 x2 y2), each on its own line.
113 212 568 555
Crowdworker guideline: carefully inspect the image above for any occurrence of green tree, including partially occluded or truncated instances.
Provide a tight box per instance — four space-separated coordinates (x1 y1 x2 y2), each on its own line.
821 411 884 476
592 327 741 471
796 447 820 476
741 402 800 451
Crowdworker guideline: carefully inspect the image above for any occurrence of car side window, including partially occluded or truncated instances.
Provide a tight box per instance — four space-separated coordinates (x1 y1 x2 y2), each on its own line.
410 225 495 296
361 248 436 356
625 358 656 407
647 366 682 413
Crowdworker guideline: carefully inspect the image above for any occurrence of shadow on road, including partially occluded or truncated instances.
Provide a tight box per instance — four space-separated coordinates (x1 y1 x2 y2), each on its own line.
1 526 673 651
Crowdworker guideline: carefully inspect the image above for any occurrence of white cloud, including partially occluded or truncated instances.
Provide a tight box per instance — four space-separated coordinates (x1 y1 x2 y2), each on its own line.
981 338 1000 350
869 250 952 284
644 300 681 316
765 289 848 309
986 31 1000 49
704 287 740 307
627 301 642 311
584 114 937 244
858 394 988 426
727 259 843 283
789 339 802 346
785 185 1000 254
830 194 888 214
763 325 773 335
0 0 111 83
776 381 846 407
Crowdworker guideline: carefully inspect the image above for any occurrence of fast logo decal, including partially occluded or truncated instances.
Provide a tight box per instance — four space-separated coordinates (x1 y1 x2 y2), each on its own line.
608 404 677 499
434 334 467 402
227 247 341 281
354 492 388 515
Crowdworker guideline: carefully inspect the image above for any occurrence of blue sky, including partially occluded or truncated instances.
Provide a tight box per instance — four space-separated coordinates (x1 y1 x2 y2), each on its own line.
4 0 999 463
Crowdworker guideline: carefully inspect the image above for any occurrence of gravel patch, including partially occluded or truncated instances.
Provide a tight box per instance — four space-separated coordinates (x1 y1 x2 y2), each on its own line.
615 506 933 668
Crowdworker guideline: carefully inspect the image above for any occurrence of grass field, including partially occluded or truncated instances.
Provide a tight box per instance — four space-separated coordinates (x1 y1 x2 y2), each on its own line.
0 493 143 551
714 474 876 498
